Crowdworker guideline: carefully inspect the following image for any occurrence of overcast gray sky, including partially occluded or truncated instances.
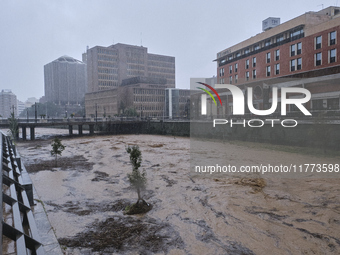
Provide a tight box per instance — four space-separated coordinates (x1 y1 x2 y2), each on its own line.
0 0 337 102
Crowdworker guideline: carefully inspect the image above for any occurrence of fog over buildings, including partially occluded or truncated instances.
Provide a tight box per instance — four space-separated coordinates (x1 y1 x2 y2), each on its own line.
2 1 336 102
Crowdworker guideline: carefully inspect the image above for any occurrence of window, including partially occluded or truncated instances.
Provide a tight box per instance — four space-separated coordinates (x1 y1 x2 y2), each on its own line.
229 65 232 74
290 44 295 56
315 52 322 66
235 63 238 72
253 57 256 67
244 48 250 54
246 71 249 81
235 74 238 84
275 63 280 75
229 76 232 84
236 52 241 57
266 52 271 63
252 69 256 79
266 66 271 76
330 49 336 63
297 58 302 70
297 42 302 55
245 59 249 69
290 59 295 71
315 36 322 49
290 28 304 38
275 49 280 61
276 35 284 42
220 78 224 84
330 31 336 45
219 68 224 77
254 44 260 50
265 39 271 46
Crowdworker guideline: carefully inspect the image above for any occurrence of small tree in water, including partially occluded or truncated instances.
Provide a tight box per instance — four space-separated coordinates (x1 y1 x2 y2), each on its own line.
126 145 151 214
50 137 65 167
8 112 18 141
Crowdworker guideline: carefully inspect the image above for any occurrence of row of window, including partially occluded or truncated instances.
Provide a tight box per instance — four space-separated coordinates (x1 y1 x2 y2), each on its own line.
218 30 337 69
98 81 118 87
98 68 118 74
134 96 164 102
218 27 304 61
148 73 175 80
135 105 164 111
219 47 337 79
220 54 270 76
148 61 175 68
148 54 175 63
315 31 337 50
290 42 302 56
98 61 118 68
97 55 118 62
97 48 118 56
133 88 165 95
221 50 337 84
127 70 145 76
98 74 118 80
127 57 144 64
315 49 337 66
148 66 175 73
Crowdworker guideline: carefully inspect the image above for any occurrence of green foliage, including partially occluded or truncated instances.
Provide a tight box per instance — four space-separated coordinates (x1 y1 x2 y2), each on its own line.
125 107 138 117
8 112 18 140
50 137 66 166
126 145 147 202
126 145 142 170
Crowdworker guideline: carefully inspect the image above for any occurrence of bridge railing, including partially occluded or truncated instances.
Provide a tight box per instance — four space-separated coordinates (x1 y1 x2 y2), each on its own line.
1 131 45 254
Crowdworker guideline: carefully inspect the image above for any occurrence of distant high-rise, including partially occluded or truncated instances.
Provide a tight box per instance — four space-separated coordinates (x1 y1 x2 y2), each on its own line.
0 90 17 118
83 43 175 92
44 56 86 105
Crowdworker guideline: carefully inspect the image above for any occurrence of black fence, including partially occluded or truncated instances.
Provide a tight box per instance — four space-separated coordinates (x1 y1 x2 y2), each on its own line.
1 132 45 254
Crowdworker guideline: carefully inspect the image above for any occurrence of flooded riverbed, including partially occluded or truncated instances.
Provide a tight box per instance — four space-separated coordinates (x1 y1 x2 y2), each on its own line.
17 130 340 254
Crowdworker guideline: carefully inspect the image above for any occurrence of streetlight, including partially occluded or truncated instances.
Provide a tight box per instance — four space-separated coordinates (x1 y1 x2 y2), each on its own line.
95 103 98 124
34 102 38 123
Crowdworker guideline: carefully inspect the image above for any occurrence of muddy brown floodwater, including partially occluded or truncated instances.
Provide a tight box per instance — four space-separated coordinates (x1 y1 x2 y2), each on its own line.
16 130 340 255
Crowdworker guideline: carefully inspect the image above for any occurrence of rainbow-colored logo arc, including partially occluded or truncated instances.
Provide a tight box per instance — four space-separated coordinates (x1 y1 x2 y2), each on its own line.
196 82 223 106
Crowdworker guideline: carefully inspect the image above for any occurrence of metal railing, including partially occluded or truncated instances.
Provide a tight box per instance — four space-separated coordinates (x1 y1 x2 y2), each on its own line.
1 131 45 255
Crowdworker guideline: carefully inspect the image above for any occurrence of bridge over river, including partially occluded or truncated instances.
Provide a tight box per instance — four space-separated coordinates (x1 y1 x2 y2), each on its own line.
0 118 148 140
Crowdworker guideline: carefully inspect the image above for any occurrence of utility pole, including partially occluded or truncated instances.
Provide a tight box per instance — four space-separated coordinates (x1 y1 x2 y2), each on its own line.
35 102 37 123
95 103 97 124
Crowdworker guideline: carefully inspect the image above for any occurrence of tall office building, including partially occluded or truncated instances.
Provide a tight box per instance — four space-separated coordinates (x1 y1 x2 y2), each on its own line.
44 56 86 105
0 90 17 118
83 43 175 92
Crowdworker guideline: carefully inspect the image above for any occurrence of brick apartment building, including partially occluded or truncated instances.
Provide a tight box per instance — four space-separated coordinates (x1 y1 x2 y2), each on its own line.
192 6 340 118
